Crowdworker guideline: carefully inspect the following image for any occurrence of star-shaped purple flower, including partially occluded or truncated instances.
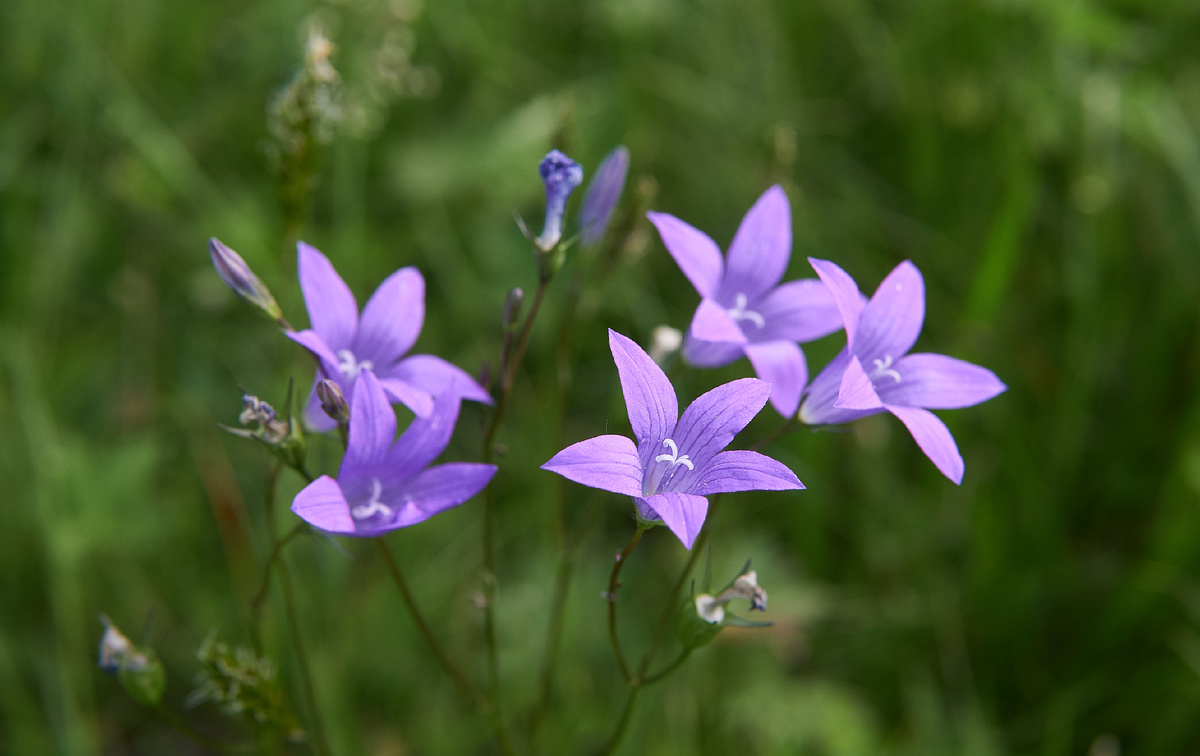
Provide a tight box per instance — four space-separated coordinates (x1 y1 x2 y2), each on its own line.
799 258 1007 484
541 330 803 549
648 185 845 417
292 370 497 536
287 242 492 431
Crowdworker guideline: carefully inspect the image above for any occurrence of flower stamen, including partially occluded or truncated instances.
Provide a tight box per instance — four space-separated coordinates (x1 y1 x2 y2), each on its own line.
351 478 392 520
870 355 902 383
655 438 694 470
336 349 375 382
727 293 766 329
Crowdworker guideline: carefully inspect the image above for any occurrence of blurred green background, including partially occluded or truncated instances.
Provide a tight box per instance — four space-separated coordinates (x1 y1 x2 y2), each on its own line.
2 0 1199 753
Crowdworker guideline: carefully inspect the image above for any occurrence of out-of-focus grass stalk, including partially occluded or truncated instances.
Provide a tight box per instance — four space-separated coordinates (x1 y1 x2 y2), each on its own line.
607 527 646 682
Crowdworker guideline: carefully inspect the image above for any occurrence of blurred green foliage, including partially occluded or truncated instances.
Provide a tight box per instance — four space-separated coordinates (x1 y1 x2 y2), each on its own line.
1 0 1199 753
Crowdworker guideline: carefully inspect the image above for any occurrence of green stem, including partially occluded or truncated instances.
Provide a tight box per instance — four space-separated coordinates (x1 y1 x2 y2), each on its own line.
250 522 306 624
640 649 693 687
595 686 640 756
375 539 515 755
265 464 330 756
750 415 798 451
607 527 645 682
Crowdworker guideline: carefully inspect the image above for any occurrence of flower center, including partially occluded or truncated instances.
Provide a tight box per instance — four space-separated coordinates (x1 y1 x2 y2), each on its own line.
351 478 392 521
869 355 902 384
337 349 375 382
644 438 693 496
726 293 765 329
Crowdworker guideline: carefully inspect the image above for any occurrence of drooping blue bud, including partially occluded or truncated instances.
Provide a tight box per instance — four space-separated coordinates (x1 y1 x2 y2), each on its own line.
209 238 284 322
579 145 629 246
536 150 584 252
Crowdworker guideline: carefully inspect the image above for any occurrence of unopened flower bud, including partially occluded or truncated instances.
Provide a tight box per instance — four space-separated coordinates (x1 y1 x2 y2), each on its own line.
648 325 683 366
536 150 584 252
502 287 524 332
579 145 629 246
315 379 348 425
223 393 307 473
209 238 283 322
239 394 288 444
98 614 166 706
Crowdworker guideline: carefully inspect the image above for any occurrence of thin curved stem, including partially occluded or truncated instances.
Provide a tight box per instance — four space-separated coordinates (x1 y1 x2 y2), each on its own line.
265 464 330 756
750 415 798 451
250 522 306 623
595 686 640 756
640 649 693 687
607 527 645 682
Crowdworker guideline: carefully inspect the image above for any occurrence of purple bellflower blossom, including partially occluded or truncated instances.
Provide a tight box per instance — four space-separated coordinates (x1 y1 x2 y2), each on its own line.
542 330 803 549
799 258 1007 484
536 150 584 251
648 186 845 418
287 242 492 431
579 145 629 246
292 370 497 536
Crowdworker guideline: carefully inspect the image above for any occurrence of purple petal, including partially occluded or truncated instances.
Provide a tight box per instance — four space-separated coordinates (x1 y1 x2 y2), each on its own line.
834 355 884 411
876 353 1007 410
379 390 461 480
641 491 708 549
386 354 493 405
682 334 744 368
303 378 338 432
291 475 355 534
694 450 804 495
377 377 434 418
353 267 424 368
541 435 643 498
647 212 724 297
689 298 749 345
609 329 679 445
673 378 771 469
342 371 396 472
580 145 629 246
722 185 791 300
808 258 865 346
287 329 341 378
744 340 807 418
756 279 844 343
886 405 964 484
298 241 358 350
389 463 498 526
854 261 924 364
798 348 880 426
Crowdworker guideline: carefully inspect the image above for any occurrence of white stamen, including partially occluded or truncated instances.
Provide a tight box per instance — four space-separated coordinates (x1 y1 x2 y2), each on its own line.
655 438 694 470
337 349 375 382
351 478 392 520
727 293 766 329
870 355 902 383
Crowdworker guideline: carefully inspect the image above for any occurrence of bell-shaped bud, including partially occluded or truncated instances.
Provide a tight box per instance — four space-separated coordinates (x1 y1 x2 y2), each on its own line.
209 238 284 322
579 145 630 246
315 379 348 426
535 150 584 252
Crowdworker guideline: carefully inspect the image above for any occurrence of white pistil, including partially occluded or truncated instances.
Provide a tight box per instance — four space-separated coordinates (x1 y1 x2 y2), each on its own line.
726 293 766 329
870 355 902 383
655 438 694 470
336 349 375 382
351 478 392 520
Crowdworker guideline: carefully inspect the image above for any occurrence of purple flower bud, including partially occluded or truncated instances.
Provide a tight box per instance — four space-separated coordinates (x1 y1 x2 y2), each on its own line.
536 150 584 251
316 379 349 425
579 145 629 246
209 238 283 321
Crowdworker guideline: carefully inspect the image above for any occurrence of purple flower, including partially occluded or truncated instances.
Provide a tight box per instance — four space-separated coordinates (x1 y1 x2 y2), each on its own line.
292 370 497 536
648 186 845 418
287 242 492 431
579 145 629 246
541 330 803 549
209 237 283 321
799 258 1007 484
536 150 584 251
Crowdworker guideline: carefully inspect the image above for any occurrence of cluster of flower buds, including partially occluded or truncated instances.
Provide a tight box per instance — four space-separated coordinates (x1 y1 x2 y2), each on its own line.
678 564 773 651
187 632 305 742
98 615 166 706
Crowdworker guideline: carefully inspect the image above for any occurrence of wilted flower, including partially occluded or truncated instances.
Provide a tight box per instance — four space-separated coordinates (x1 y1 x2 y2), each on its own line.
799 258 1007 483
98 615 166 706
208 238 283 322
649 186 846 417
287 242 492 431
579 145 630 246
535 150 584 252
291 370 497 536
542 330 802 549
